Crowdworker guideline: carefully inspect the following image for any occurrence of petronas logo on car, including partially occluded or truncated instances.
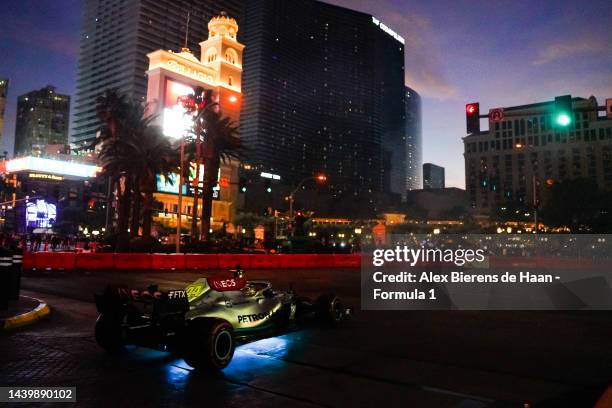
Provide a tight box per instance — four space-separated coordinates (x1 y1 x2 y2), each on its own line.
238 311 272 324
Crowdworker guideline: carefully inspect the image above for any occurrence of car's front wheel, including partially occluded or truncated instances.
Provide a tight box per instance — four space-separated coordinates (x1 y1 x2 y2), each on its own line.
182 318 235 370
316 294 344 326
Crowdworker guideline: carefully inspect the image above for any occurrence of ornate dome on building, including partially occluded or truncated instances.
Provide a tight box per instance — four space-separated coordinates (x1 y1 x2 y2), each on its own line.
208 12 238 40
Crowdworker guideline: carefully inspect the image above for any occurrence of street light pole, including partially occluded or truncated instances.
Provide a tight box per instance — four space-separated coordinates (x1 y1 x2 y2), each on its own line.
533 174 538 234
515 143 540 234
288 174 326 236
176 138 185 253
288 176 311 222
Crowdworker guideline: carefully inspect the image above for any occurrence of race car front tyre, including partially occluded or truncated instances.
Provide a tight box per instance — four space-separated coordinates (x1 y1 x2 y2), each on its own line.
315 294 344 326
182 318 235 370
94 313 125 353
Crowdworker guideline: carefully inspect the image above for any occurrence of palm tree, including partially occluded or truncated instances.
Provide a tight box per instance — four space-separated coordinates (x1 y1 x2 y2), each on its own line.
127 124 177 237
95 90 132 250
197 109 243 241
95 89 178 249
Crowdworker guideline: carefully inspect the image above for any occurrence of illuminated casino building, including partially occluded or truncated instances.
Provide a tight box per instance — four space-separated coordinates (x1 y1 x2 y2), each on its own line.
239 0 407 216
71 0 243 151
0 155 103 234
145 13 243 229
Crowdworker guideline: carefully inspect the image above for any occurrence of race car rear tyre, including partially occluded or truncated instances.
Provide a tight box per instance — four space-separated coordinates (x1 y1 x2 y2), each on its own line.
182 318 235 370
95 313 125 353
315 294 344 326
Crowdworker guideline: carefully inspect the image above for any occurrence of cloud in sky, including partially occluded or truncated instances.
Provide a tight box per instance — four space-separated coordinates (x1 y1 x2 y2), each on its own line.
533 38 608 65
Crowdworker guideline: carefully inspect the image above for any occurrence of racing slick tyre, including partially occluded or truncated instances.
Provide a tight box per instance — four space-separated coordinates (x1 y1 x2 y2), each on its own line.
182 318 235 370
95 313 125 353
315 294 344 326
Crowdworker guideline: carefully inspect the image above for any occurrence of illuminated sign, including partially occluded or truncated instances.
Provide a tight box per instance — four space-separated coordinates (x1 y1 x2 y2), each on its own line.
6 157 100 178
26 199 57 229
372 17 405 44
28 173 64 181
260 172 281 180
166 60 215 84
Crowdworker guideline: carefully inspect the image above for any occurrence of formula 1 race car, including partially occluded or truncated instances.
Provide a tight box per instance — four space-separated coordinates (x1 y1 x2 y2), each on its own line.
94 267 351 370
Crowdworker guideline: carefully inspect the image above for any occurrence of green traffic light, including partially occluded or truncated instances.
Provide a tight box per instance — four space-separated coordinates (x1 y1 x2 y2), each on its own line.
556 113 571 127
266 187 272 193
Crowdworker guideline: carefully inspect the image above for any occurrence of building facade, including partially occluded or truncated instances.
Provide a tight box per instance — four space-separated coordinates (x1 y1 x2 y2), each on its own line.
0 155 103 234
14 86 70 157
405 187 467 220
71 0 243 150
463 96 612 214
240 0 407 216
405 86 422 193
145 13 243 230
0 79 8 147
423 163 445 189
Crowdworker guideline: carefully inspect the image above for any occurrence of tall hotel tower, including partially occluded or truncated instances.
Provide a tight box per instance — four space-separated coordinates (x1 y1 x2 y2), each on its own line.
71 0 243 150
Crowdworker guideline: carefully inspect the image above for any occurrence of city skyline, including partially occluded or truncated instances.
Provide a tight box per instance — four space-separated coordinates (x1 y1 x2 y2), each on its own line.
1 0 611 187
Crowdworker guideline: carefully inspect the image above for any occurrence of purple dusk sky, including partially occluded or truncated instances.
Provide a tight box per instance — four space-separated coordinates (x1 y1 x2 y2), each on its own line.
1 0 610 187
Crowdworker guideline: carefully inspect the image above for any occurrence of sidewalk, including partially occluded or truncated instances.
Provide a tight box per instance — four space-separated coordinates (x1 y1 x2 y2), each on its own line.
0 295 51 330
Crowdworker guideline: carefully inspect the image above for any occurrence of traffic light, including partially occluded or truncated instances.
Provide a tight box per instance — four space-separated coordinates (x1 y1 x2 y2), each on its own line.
554 95 572 128
466 103 480 134
239 177 247 193
264 180 272 193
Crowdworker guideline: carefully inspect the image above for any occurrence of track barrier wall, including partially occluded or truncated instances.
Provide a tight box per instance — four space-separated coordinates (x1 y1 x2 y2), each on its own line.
23 252 362 271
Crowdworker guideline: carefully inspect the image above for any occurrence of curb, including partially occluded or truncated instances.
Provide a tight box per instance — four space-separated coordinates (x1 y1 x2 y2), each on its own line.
1 296 51 330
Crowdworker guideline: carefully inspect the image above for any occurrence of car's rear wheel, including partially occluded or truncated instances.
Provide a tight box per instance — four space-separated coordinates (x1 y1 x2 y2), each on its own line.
182 318 235 370
95 313 125 353
316 294 344 326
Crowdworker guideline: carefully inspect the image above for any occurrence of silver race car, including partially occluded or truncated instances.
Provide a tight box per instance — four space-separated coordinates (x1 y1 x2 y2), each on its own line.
94 267 351 370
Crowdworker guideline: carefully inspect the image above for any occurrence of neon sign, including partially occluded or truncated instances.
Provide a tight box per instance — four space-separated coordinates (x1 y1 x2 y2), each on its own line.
6 157 100 178
372 17 405 44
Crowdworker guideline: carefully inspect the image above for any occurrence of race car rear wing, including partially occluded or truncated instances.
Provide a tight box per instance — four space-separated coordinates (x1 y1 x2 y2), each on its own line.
94 285 188 317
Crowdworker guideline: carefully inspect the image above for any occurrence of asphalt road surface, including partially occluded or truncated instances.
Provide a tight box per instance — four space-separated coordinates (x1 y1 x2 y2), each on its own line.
1 268 611 407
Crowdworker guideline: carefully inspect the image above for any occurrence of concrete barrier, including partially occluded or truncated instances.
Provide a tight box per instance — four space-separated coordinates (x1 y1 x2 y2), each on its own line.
151 253 186 270
114 253 152 270
184 254 219 270
23 252 363 271
75 253 114 270
33 252 76 270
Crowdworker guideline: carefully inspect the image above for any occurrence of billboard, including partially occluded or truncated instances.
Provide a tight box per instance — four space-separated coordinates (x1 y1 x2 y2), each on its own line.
162 79 195 139
26 199 57 229
156 164 205 195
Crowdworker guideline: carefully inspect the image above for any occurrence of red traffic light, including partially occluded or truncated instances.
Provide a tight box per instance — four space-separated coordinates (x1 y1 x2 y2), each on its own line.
466 102 480 134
